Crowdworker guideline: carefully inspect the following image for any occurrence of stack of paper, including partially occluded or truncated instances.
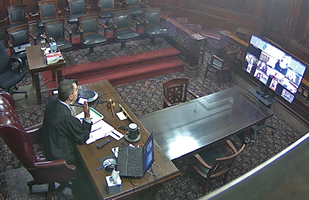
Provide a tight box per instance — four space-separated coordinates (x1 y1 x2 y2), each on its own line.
75 108 124 144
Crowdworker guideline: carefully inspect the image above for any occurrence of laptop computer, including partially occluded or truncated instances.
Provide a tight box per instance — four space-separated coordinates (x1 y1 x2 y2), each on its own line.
117 132 154 178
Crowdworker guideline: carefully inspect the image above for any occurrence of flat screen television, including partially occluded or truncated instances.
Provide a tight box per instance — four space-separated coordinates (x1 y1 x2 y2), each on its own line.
243 35 307 103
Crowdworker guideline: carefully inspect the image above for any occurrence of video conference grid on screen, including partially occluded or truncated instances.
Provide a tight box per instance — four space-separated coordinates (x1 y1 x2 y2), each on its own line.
243 35 307 103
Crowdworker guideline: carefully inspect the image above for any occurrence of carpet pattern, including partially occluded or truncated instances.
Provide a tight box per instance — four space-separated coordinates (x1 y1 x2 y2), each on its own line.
0 23 305 200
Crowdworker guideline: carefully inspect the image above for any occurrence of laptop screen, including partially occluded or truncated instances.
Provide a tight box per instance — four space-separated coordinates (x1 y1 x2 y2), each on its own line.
143 132 155 173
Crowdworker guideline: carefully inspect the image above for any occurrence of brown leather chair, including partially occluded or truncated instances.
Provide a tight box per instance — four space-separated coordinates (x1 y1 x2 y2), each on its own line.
187 139 245 195
162 77 199 108
204 48 240 87
0 91 77 200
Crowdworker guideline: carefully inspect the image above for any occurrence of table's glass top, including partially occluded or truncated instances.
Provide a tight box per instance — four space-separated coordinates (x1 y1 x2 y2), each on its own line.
139 86 274 160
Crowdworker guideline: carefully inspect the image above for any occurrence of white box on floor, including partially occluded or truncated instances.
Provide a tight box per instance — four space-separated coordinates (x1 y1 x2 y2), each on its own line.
106 175 121 194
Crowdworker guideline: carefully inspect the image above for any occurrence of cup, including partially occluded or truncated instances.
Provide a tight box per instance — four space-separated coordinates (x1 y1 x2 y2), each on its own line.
128 123 139 139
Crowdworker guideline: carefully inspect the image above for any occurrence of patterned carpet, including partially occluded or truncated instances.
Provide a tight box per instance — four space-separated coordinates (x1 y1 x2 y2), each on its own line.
0 22 305 200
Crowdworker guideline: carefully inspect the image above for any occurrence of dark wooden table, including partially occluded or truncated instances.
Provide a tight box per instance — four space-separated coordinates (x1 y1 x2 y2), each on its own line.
26 45 65 104
139 86 274 160
71 80 180 200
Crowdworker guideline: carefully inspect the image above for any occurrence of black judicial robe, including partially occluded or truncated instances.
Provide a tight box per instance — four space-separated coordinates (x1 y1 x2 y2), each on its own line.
40 96 92 164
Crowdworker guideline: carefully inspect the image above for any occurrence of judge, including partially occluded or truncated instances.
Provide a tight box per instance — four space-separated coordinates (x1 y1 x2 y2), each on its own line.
40 79 92 164
40 79 97 199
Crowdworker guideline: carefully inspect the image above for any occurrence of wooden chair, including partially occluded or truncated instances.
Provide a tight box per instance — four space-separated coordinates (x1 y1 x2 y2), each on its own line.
143 7 167 44
162 77 199 108
4 5 28 31
67 0 87 32
111 10 140 49
7 24 37 63
78 14 108 55
204 48 240 87
98 0 116 25
36 0 59 29
43 18 73 51
187 139 245 195
124 0 143 18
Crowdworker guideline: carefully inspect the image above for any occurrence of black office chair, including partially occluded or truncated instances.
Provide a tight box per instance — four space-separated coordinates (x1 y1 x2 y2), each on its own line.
67 0 87 32
98 0 116 26
7 24 37 64
111 10 140 49
0 41 27 98
125 0 143 19
43 18 73 51
36 0 59 29
78 14 108 55
4 5 28 31
143 7 167 44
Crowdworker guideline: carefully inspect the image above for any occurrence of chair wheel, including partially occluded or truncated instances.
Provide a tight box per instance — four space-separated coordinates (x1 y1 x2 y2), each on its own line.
272 129 276 133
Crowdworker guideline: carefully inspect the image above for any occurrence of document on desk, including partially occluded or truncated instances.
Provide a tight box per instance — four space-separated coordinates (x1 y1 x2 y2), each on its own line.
86 120 124 144
75 108 124 144
76 107 104 124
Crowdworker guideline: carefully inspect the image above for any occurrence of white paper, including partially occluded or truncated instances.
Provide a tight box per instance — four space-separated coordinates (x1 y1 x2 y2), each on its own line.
116 111 127 120
75 107 104 124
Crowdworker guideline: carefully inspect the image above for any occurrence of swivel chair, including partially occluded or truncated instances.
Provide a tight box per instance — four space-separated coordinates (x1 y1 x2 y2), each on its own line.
43 18 73 51
36 0 60 29
143 7 167 44
204 48 240 87
187 139 245 195
0 41 27 98
78 14 108 55
0 91 77 200
111 10 140 49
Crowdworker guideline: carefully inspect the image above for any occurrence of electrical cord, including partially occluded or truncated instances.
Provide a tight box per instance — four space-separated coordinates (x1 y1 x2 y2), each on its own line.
147 162 162 177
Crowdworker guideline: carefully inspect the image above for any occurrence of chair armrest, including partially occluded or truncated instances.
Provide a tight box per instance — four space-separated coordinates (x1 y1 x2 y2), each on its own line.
9 56 23 69
225 139 238 154
131 19 140 25
34 159 76 170
31 12 39 22
187 89 200 99
194 153 212 169
163 96 172 107
0 91 14 107
98 22 107 36
25 122 43 143
64 28 73 43
29 33 37 45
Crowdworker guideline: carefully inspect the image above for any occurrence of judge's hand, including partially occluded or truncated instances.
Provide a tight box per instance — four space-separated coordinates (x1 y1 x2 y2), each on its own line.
83 102 90 120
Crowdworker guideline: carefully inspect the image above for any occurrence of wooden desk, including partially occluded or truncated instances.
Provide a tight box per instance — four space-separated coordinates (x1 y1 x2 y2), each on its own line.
139 86 274 160
71 80 180 200
26 45 65 104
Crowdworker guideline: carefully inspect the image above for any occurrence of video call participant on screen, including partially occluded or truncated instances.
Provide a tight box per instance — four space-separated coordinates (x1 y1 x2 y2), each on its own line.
274 55 291 77
40 79 96 199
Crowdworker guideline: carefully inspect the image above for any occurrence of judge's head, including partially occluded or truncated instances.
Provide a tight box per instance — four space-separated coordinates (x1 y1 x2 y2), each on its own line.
58 79 78 103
